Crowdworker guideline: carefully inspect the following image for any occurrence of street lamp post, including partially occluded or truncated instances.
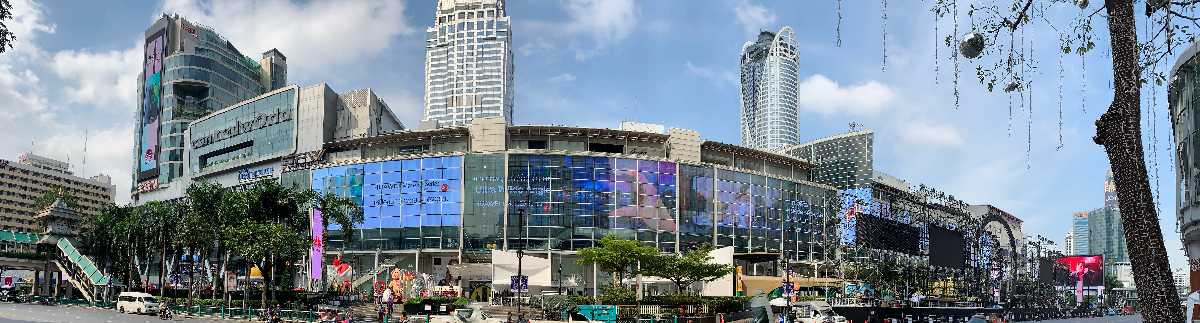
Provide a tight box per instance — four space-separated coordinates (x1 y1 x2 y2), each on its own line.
783 220 793 323
515 208 526 323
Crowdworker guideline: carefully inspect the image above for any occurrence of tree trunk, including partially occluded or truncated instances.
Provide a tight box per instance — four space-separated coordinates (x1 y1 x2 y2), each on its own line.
1095 1 1184 322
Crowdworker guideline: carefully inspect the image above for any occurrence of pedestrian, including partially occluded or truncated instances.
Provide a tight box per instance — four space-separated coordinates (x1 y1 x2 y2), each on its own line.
381 286 394 323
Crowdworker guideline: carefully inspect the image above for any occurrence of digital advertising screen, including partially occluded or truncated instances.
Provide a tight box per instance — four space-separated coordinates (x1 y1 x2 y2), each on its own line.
928 225 965 268
138 29 166 181
1057 255 1104 287
855 215 919 255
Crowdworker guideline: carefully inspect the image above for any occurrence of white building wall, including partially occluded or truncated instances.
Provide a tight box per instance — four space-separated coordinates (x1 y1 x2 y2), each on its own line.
422 0 514 127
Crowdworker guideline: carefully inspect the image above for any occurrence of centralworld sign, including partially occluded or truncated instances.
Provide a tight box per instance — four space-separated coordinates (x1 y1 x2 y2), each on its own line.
191 107 293 149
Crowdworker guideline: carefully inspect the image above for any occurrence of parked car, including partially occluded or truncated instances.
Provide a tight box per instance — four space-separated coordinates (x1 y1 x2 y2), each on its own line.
116 292 160 314
793 301 847 323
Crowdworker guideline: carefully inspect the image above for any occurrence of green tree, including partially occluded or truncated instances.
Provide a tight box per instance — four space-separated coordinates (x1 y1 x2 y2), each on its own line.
641 245 733 294
0 0 13 53
922 0 1186 319
577 235 657 287
33 188 78 212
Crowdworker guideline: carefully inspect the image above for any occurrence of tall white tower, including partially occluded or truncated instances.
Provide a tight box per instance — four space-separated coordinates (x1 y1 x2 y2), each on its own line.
422 0 515 127
739 27 799 151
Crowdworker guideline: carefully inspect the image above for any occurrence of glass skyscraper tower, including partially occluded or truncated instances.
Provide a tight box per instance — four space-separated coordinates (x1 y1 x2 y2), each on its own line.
739 27 799 152
422 0 515 127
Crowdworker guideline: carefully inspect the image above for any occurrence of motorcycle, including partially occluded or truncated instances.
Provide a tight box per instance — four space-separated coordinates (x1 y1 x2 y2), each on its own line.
159 306 172 320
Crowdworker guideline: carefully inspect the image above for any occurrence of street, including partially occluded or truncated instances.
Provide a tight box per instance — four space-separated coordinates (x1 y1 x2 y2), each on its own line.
0 303 254 323
1017 315 1143 323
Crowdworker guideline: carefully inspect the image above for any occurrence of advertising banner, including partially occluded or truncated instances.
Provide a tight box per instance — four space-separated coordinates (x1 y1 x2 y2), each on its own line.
138 29 166 181
1057 254 1104 302
310 209 324 283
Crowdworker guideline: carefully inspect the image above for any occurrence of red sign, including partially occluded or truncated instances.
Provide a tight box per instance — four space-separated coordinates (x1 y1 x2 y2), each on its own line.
136 179 159 193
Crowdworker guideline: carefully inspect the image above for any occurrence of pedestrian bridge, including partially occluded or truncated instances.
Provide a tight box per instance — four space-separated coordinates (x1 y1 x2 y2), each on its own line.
0 230 109 304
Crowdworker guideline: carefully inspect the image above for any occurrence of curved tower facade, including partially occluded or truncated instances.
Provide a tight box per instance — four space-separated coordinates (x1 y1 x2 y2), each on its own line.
739 27 799 152
133 15 283 198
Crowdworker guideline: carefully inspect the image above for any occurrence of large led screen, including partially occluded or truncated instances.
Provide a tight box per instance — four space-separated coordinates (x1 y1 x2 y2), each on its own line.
928 225 965 268
312 156 462 231
1057 255 1104 287
138 29 166 181
855 215 919 255
838 188 871 246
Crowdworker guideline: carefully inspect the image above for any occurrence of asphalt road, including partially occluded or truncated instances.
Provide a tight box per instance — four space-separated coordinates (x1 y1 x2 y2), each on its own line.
1016 315 1143 322
0 302 256 323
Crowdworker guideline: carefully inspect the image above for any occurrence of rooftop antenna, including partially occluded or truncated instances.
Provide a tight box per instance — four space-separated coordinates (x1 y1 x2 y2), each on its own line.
82 128 88 177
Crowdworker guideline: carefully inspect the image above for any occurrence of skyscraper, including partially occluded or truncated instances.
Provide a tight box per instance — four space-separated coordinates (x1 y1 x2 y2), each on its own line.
1104 170 1119 211
1071 211 1090 255
739 27 799 152
1065 231 1074 255
422 0 514 127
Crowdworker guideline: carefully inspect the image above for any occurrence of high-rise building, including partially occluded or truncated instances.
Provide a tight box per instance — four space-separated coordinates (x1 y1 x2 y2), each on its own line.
780 130 873 190
1071 211 1090 255
1065 231 1075 255
739 27 799 152
1104 170 1119 211
0 153 115 233
422 0 514 127
1088 207 1129 263
1171 40 1200 300
132 14 284 197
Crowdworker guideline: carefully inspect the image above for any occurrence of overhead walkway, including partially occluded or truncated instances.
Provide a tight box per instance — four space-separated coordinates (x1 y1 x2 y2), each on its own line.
51 237 109 304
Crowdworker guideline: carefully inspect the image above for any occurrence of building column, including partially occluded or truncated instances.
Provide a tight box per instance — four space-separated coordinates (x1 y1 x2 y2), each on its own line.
1187 242 1200 320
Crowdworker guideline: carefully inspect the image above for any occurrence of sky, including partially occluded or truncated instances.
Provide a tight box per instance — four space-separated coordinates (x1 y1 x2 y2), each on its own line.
0 0 1188 268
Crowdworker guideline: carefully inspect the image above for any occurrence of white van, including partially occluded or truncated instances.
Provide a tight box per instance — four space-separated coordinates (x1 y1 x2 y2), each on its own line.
116 292 160 314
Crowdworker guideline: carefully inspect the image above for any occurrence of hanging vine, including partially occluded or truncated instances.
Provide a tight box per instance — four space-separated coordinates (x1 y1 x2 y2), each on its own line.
934 3 940 85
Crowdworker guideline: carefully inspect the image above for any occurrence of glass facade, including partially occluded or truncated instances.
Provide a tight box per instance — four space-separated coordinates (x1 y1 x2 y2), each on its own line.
188 88 296 174
312 156 463 250
740 27 800 151
305 153 835 257
134 16 272 190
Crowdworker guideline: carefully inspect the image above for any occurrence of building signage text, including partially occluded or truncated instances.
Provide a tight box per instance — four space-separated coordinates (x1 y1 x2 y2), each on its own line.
191 108 293 149
238 167 275 182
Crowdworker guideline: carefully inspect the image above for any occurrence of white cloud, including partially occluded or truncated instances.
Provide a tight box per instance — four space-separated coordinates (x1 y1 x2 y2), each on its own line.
547 73 576 84
518 37 556 57
562 0 638 61
899 121 965 148
0 64 50 126
379 89 423 129
733 0 777 37
51 46 141 110
3 0 56 58
684 61 737 87
38 125 135 203
797 74 895 117
161 0 412 78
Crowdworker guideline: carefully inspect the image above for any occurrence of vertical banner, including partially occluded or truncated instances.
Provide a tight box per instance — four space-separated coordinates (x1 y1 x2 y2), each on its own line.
138 29 166 181
310 209 324 286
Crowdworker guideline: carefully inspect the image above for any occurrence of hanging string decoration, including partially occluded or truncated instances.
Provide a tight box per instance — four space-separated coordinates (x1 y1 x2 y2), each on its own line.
934 4 940 85
1057 38 1065 151
881 0 888 72
836 0 843 47
1026 32 1033 170
952 0 960 109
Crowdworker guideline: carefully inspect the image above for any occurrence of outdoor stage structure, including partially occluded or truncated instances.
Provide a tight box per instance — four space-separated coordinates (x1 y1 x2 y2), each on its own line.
835 179 1042 307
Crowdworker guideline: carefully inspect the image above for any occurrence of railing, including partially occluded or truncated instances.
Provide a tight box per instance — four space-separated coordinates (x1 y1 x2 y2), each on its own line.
55 238 108 286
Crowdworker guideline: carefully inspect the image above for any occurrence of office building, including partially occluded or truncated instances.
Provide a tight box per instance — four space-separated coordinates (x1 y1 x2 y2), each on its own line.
1172 40 1200 300
1065 231 1075 255
0 153 115 233
739 27 799 151
1088 207 1129 263
1104 170 1119 211
422 0 515 127
132 14 286 197
780 130 874 190
1071 212 1090 256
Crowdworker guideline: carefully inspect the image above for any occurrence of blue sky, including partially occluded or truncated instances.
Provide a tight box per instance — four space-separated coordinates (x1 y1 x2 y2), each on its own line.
0 0 1186 267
